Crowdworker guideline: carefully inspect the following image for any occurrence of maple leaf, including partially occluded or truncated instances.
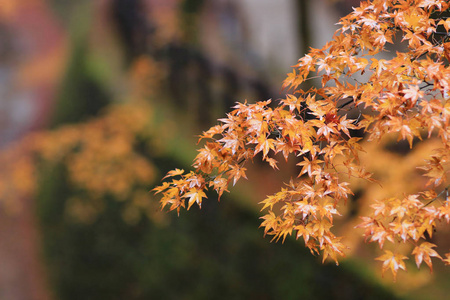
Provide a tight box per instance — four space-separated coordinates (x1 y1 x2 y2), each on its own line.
228 164 248 186
371 199 389 217
418 156 446 186
438 18 450 32
443 253 450 265
376 250 408 281
403 84 424 105
390 220 417 242
276 139 302 161
370 226 394 249
265 157 279 170
260 194 283 212
260 211 280 236
297 157 324 177
199 125 224 141
317 202 341 222
294 200 318 220
162 168 184 179
194 143 219 173
254 136 275 159
277 223 294 243
321 236 346 265
152 181 171 194
282 69 303 90
184 189 207 209
282 94 302 112
295 223 314 244
418 0 445 10
412 242 442 272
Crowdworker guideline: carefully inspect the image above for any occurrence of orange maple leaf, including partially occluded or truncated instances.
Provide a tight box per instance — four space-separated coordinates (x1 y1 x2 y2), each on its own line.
376 250 408 281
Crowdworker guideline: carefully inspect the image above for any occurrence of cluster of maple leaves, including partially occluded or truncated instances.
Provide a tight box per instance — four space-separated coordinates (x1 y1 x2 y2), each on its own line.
155 0 450 280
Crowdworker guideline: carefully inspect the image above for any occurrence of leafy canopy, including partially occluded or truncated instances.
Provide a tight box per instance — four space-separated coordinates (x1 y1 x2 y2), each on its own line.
155 0 450 280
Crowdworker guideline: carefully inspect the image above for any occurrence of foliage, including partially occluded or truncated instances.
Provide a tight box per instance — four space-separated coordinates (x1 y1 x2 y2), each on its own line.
0 100 158 221
0 57 168 223
155 0 450 280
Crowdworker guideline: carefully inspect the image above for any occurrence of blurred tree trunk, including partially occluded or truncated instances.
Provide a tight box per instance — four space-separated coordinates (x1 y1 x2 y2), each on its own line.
0 199 51 300
297 0 311 55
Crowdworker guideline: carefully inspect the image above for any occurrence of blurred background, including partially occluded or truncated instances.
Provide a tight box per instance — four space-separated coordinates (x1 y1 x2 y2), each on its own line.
0 0 448 299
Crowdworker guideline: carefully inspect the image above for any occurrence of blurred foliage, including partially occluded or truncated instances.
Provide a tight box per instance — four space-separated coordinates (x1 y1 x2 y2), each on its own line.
337 134 450 289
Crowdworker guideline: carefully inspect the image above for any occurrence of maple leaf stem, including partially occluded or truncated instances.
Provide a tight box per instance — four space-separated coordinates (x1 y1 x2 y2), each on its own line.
423 185 450 207
337 98 354 110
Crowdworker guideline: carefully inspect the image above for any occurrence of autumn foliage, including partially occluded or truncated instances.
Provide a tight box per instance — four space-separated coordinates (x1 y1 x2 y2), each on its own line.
155 0 450 280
